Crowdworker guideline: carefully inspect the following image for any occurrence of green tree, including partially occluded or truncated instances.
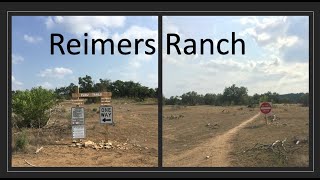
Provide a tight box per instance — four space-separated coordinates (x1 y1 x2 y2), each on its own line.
259 95 269 103
94 78 111 92
12 87 57 128
299 93 309 107
222 84 248 105
181 91 199 106
78 75 94 92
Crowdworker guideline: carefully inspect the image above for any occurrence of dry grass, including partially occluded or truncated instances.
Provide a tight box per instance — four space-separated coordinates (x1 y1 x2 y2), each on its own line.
12 99 158 167
163 104 309 167
163 105 258 166
230 104 309 167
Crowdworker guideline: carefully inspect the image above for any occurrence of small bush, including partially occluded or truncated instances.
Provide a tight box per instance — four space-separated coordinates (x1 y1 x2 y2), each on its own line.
12 87 57 128
61 108 67 113
15 130 28 151
92 108 97 112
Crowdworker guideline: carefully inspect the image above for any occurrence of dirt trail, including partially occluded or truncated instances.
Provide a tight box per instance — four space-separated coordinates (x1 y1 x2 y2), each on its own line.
164 113 260 167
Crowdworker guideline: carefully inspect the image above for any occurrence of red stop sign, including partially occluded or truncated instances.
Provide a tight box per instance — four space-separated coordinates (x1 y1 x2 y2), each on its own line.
260 102 272 114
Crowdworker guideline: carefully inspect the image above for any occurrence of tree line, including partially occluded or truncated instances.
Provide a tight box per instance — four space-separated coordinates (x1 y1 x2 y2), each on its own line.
54 75 158 102
164 84 309 107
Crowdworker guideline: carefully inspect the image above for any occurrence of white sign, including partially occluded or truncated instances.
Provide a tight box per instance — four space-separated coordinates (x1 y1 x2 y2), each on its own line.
71 107 85 125
100 106 113 124
72 125 85 139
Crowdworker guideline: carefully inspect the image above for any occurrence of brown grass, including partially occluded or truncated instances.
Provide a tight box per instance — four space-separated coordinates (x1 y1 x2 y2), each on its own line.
230 104 309 167
163 104 309 167
12 99 158 167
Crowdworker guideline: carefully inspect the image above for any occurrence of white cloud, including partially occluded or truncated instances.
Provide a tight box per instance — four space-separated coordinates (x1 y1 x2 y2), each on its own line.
45 16 126 38
239 16 308 62
113 25 157 40
38 82 53 89
112 26 158 52
12 76 23 90
163 17 180 34
39 67 73 78
163 16 309 97
164 54 308 96
12 54 24 64
23 34 43 43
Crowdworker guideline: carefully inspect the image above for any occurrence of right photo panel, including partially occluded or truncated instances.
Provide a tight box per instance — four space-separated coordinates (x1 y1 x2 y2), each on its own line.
163 16 310 167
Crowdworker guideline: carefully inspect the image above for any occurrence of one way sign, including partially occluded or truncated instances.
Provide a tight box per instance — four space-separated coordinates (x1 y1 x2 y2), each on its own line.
100 106 113 124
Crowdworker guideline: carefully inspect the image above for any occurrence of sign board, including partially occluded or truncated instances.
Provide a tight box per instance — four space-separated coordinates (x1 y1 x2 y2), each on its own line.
72 125 85 139
100 106 113 124
260 102 272 114
72 92 112 98
71 107 85 125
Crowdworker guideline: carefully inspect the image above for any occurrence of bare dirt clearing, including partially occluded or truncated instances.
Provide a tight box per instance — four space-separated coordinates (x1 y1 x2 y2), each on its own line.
163 105 309 167
12 99 158 167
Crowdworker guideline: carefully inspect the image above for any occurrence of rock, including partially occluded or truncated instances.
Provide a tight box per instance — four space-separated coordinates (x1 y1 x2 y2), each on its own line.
105 145 112 149
136 144 141 148
69 144 76 147
84 141 95 148
123 143 127 146
206 123 211 127
145 147 148 150
76 143 82 146
206 156 210 159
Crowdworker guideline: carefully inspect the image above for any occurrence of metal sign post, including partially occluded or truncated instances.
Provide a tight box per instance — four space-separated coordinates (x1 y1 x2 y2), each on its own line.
260 102 272 125
100 95 112 143
71 86 113 143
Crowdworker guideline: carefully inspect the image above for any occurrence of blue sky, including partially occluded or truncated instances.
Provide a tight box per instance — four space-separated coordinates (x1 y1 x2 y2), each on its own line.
163 16 309 96
12 16 158 90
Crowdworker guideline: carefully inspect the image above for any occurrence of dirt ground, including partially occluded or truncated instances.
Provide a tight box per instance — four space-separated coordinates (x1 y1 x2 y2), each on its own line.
12 99 158 167
163 104 309 167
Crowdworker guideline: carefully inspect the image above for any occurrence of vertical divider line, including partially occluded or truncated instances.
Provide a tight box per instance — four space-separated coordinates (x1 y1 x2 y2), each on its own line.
158 15 163 168
7 12 12 171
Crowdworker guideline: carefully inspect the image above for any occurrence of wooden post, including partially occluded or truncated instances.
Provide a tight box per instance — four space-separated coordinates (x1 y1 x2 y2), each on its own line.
76 86 80 100
105 125 109 143
265 114 268 125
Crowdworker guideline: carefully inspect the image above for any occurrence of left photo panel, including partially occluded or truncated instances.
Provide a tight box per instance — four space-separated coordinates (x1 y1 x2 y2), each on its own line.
10 16 158 167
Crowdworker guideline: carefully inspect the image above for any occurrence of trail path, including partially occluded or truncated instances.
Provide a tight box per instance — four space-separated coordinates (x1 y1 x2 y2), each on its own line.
165 113 260 167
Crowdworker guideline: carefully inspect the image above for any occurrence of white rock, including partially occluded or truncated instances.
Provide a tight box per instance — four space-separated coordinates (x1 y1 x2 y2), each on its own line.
84 141 95 147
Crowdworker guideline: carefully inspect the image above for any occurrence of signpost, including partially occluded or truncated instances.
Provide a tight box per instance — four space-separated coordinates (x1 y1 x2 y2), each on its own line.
72 92 112 98
72 125 85 139
70 86 113 143
71 107 85 125
100 106 113 124
71 107 85 140
260 102 272 125
100 106 113 143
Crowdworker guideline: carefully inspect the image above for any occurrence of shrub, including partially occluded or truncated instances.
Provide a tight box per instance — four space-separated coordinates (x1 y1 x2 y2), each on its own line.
15 130 28 151
92 108 97 112
12 87 57 128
